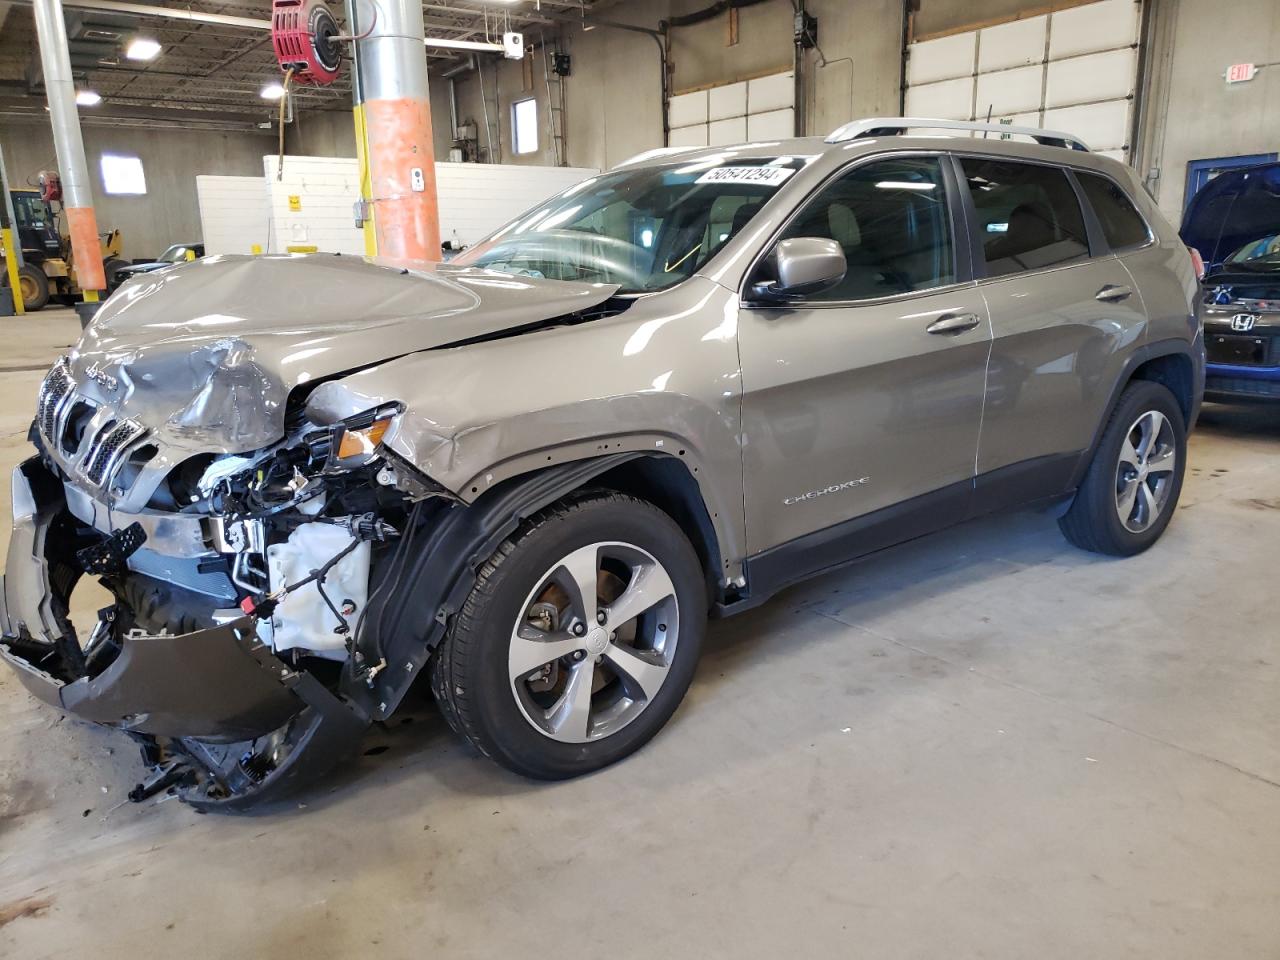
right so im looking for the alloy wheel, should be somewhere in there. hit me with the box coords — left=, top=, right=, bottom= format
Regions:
left=508, top=541, right=680, bottom=744
left=1115, top=409, right=1177, bottom=533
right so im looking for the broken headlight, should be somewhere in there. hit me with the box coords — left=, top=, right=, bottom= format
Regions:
left=324, top=403, right=404, bottom=472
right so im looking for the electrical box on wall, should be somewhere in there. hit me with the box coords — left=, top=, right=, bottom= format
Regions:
left=502, top=32, right=524, bottom=60
left=552, top=53, right=571, bottom=77
left=794, top=12, right=817, bottom=49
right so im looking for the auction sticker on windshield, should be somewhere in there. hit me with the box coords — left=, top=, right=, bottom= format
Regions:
left=696, top=166, right=796, bottom=186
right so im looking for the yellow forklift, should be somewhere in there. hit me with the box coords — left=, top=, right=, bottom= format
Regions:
left=1, top=188, right=126, bottom=312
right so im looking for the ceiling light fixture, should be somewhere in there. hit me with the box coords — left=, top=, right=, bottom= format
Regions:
left=126, top=37, right=162, bottom=61
left=75, top=90, right=102, bottom=106
left=259, top=82, right=286, bottom=100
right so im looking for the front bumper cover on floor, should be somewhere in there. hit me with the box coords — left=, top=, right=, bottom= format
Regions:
left=0, top=457, right=369, bottom=810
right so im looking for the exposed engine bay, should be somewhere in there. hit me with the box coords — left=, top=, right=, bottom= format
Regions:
left=1, top=360, right=446, bottom=809
left=0, top=254, right=642, bottom=810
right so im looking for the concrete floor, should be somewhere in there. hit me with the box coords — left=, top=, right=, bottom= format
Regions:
left=1, top=308, right=1277, bottom=959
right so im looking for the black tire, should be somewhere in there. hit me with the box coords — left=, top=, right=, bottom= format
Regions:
left=1059, top=380, right=1187, bottom=556
left=102, top=257, right=130, bottom=291
left=430, top=492, right=706, bottom=780
left=13, top=263, right=50, bottom=311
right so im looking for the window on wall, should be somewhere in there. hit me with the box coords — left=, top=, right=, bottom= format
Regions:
left=511, top=98, right=538, bottom=155
left=100, top=154, right=147, bottom=195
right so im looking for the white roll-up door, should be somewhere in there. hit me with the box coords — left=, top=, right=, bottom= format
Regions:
left=904, top=0, right=1142, bottom=162
left=668, top=71, right=795, bottom=148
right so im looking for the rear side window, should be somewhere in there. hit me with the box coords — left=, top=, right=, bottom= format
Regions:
left=960, top=158, right=1090, bottom=277
left=1077, top=172, right=1151, bottom=250
left=776, top=156, right=955, bottom=301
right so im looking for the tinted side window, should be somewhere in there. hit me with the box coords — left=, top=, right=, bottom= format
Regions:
left=1077, top=172, right=1150, bottom=249
left=777, top=157, right=955, bottom=301
left=960, top=158, right=1090, bottom=277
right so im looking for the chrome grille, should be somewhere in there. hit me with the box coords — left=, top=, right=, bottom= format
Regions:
left=83, top=419, right=146, bottom=487
left=37, top=359, right=74, bottom=442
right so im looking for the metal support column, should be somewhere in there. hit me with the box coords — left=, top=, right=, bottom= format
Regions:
left=31, top=0, right=106, bottom=299
left=0, top=143, right=25, bottom=314
left=347, top=0, right=440, bottom=266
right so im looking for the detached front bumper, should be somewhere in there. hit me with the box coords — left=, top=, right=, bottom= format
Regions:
left=0, top=457, right=367, bottom=809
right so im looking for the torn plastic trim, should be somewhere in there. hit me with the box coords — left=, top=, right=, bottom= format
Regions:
left=351, top=451, right=644, bottom=720
left=0, top=615, right=302, bottom=739
left=2, top=460, right=82, bottom=650
left=0, top=456, right=371, bottom=808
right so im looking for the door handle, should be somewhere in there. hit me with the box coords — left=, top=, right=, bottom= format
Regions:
left=1095, top=284, right=1133, bottom=302
left=925, top=312, right=982, bottom=335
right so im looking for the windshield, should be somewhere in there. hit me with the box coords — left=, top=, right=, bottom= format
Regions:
left=12, top=194, right=51, bottom=230
left=453, top=157, right=808, bottom=293
left=1224, top=233, right=1280, bottom=272
left=159, top=245, right=193, bottom=263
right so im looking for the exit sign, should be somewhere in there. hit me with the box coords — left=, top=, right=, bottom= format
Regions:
left=1226, top=63, right=1257, bottom=84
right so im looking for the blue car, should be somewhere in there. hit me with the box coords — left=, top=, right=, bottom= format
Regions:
left=1182, top=162, right=1280, bottom=402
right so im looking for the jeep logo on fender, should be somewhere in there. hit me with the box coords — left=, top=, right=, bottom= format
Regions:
left=784, top=477, right=871, bottom=505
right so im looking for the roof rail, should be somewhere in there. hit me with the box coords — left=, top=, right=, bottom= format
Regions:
left=825, top=117, right=1091, bottom=152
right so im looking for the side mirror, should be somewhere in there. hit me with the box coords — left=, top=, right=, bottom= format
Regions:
left=750, top=237, right=847, bottom=303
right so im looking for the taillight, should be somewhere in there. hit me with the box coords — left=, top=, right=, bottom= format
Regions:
left=1188, top=246, right=1206, bottom=282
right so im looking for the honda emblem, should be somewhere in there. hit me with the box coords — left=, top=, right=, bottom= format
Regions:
left=1231, top=314, right=1258, bottom=332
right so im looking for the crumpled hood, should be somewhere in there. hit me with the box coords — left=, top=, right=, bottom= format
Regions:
left=67, top=254, right=618, bottom=453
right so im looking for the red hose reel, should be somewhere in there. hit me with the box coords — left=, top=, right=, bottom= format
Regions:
left=272, top=0, right=343, bottom=86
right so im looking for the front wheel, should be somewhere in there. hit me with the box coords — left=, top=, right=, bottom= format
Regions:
left=1059, top=380, right=1187, bottom=556
left=102, top=256, right=130, bottom=291
left=9, top=263, right=50, bottom=311
left=430, top=493, right=706, bottom=780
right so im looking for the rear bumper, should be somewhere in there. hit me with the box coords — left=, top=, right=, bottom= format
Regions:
left=0, top=457, right=367, bottom=809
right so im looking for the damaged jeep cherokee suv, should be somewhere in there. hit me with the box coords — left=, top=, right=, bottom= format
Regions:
left=0, top=119, right=1203, bottom=809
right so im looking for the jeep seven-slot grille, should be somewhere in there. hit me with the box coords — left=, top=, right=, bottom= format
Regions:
left=83, top=419, right=145, bottom=486
left=37, top=360, right=73, bottom=441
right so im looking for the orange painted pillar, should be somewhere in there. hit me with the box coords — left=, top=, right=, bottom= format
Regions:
left=350, top=0, right=441, bottom=267
left=66, top=206, right=106, bottom=292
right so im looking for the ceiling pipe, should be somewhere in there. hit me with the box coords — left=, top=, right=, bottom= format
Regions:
left=12, top=0, right=270, bottom=29
left=10, top=0, right=511, bottom=53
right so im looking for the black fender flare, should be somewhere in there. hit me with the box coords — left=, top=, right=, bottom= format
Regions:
left=1070, top=336, right=1204, bottom=489
left=347, top=452, right=645, bottom=719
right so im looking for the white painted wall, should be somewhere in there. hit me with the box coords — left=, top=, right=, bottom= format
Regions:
left=904, top=0, right=1142, bottom=162
left=195, top=176, right=272, bottom=256
left=669, top=71, right=796, bottom=147
left=197, top=157, right=600, bottom=256
left=433, top=162, right=599, bottom=248
left=263, top=155, right=364, bottom=254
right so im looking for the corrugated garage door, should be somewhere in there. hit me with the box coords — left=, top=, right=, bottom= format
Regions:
left=668, top=71, right=795, bottom=148
left=903, top=0, right=1141, bottom=162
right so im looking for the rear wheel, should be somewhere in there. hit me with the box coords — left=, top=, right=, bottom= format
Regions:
left=430, top=492, right=706, bottom=780
left=1059, top=380, right=1186, bottom=556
